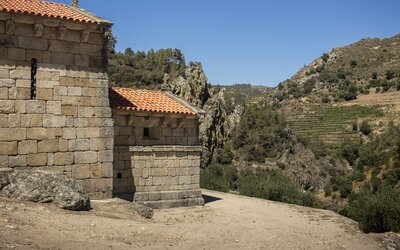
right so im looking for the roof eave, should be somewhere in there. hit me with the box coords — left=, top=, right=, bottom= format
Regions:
left=72, top=7, right=113, bottom=26
left=164, top=92, right=206, bottom=118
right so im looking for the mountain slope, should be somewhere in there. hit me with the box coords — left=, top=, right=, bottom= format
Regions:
left=273, top=34, right=400, bottom=103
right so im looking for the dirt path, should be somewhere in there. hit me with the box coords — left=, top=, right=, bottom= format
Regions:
left=0, top=189, right=386, bottom=249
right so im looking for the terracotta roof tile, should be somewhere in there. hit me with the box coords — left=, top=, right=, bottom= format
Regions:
left=0, top=0, right=108, bottom=24
left=109, top=87, right=197, bottom=116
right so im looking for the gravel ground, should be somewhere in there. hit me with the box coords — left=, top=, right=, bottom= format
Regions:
left=0, top=189, right=392, bottom=250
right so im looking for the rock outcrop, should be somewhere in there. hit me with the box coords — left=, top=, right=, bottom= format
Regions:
left=163, top=63, right=243, bottom=166
left=200, top=89, right=243, bottom=166
left=163, top=62, right=210, bottom=108
left=0, top=170, right=90, bottom=211
left=276, top=143, right=346, bottom=191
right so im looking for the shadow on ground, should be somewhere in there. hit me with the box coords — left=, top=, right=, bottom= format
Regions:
left=203, top=194, right=222, bottom=205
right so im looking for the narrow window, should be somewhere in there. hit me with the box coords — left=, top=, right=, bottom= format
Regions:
left=30, top=58, right=37, bottom=100
left=117, top=173, right=122, bottom=179
left=143, top=127, right=150, bottom=137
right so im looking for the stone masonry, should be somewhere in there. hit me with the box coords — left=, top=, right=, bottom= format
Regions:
left=112, top=97, right=205, bottom=208
left=0, top=11, right=114, bottom=199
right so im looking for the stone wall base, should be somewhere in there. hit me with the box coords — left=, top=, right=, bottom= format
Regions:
left=134, top=190, right=204, bottom=209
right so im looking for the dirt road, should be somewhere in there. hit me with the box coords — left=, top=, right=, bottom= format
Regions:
left=0, top=189, right=386, bottom=249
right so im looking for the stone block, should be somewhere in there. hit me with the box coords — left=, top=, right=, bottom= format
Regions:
left=18, top=36, right=47, bottom=51
left=80, top=43, right=102, bottom=56
left=0, top=128, right=26, bottom=141
left=26, top=49, right=43, bottom=62
left=0, top=155, right=8, bottom=168
left=0, top=141, right=17, bottom=155
left=8, top=48, right=25, bottom=61
left=59, top=139, right=68, bottom=152
left=0, top=100, right=14, bottom=113
left=12, top=13, right=35, bottom=24
left=27, top=128, right=47, bottom=140
left=89, top=138, right=107, bottom=150
left=38, top=140, right=59, bottom=153
left=67, top=86, right=82, bottom=96
left=27, top=153, right=47, bottom=166
left=46, top=128, right=63, bottom=139
left=0, top=79, right=14, bottom=87
left=0, top=68, right=9, bottom=79
left=78, top=107, right=94, bottom=118
left=37, top=88, right=53, bottom=100
left=43, top=114, right=66, bottom=127
left=72, top=164, right=91, bottom=179
left=0, top=48, right=6, bottom=59
left=10, top=69, right=30, bottom=80
left=68, top=139, right=90, bottom=151
left=74, top=54, right=89, bottom=67
left=179, top=176, right=192, bottom=185
left=62, top=128, right=76, bottom=139
left=54, top=152, right=74, bottom=165
left=26, top=100, right=46, bottom=114
left=74, top=151, right=98, bottom=164
left=0, top=115, right=8, bottom=127
left=37, top=80, right=58, bottom=88
left=18, top=140, right=37, bottom=154
left=61, top=105, right=77, bottom=116
left=16, top=87, right=30, bottom=99
left=20, top=114, right=42, bottom=127
left=37, top=71, right=60, bottom=81
left=51, top=52, right=73, bottom=65
left=0, top=34, right=17, bottom=47
left=9, top=155, right=27, bottom=167
left=191, top=175, right=200, bottom=184
left=98, top=150, right=113, bottom=163
left=0, top=87, right=7, bottom=99
left=46, top=101, right=61, bottom=115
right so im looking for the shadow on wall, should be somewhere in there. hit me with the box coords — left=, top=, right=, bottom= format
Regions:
left=113, top=146, right=135, bottom=201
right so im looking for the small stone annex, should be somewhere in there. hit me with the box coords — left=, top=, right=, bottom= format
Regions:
left=0, top=0, right=204, bottom=208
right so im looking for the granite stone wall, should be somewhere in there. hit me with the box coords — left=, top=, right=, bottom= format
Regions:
left=113, top=110, right=204, bottom=207
left=0, top=12, right=114, bottom=199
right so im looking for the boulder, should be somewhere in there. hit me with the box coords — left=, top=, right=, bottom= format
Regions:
left=128, top=202, right=154, bottom=219
left=0, top=170, right=90, bottom=211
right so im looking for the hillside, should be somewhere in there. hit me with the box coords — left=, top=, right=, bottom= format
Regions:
left=272, top=34, right=400, bottom=103
left=106, top=36, right=400, bottom=234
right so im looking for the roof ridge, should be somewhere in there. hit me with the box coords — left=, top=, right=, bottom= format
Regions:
left=0, top=0, right=112, bottom=25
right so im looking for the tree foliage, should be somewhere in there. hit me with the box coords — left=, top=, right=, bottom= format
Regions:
left=108, top=48, right=186, bottom=89
left=232, top=104, right=293, bottom=162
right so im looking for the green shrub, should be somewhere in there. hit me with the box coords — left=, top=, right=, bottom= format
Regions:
left=345, top=186, right=400, bottom=233
left=331, top=175, right=353, bottom=198
left=360, top=121, right=372, bottom=136
left=386, top=70, right=395, bottom=80
left=350, top=60, right=358, bottom=67
left=200, top=164, right=238, bottom=192
left=321, top=53, right=329, bottom=62
left=324, top=185, right=333, bottom=197
left=238, top=168, right=321, bottom=208
left=339, top=141, right=360, bottom=166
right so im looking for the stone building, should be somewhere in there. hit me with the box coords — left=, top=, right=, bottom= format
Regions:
left=0, top=0, right=204, bottom=208
left=0, top=0, right=114, bottom=199
left=110, top=88, right=205, bottom=208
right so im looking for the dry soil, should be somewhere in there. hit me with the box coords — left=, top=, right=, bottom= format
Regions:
left=0, top=189, right=393, bottom=249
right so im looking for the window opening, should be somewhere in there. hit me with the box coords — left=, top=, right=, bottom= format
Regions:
left=30, top=58, right=37, bottom=100
left=143, top=127, right=150, bottom=137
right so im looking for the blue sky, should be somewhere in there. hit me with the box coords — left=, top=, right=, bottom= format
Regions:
left=62, top=0, right=399, bottom=86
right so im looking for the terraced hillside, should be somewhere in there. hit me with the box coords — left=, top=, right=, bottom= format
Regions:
left=284, top=104, right=385, bottom=144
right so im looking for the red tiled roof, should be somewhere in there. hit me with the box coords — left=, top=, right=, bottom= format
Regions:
left=109, top=88, right=197, bottom=116
left=0, top=0, right=107, bottom=24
